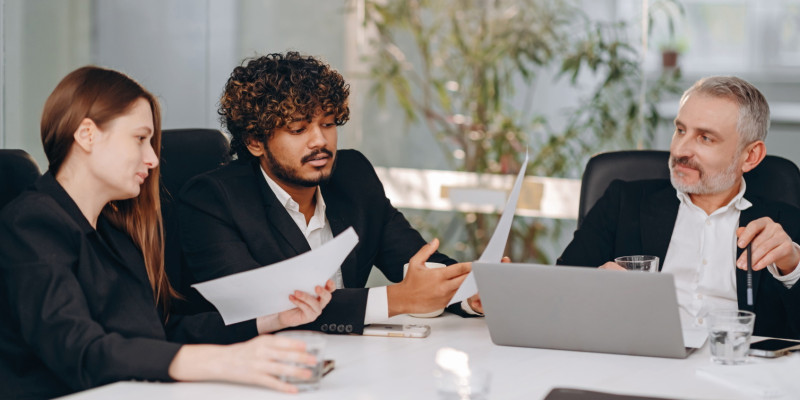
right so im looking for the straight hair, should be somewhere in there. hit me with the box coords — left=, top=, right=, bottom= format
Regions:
left=40, top=66, right=177, bottom=312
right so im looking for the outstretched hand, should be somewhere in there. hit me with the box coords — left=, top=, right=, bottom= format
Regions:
left=387, top=238, right=471, bottom=317
left=168, top=334, right=317, bottom=393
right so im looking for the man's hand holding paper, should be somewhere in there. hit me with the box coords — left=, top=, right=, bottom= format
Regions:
left=255, top=279, right=336, bottom=333
left=192, top=228, right=358, bottom=326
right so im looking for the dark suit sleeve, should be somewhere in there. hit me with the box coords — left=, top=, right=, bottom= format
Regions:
left=755, top=203, right=800, bottom=339
left=343, top=152, right=478, bottom=319
left=350, top=152, right=458, bottom=283
left=0, top=198, right=181, bottom=391
left=178, top=175, right=262, bottom=281
left=179, top=173, right=370, bottom=334
left=165, top=312, right=257, bottom=345
left=557, top=180, right=625, bottom=267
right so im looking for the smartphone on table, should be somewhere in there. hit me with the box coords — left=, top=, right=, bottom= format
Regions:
left=362, top=323, right=431, bottom=338
left=748, top=338, right=800, bottom=358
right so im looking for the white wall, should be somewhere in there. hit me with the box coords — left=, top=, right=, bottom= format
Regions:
left=2, top=0, right=91, bottom=170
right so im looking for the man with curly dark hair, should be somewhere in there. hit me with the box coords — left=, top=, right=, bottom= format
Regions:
left=177, top=52, right=479, bottom=334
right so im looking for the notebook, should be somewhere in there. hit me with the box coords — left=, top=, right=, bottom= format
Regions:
left=473, top=262, right=704, bottom=359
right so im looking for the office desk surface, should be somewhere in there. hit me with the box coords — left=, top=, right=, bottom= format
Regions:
left=61, top=314, right=752, bottom=400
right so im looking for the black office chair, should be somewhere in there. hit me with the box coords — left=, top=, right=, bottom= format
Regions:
left=160, top=128, right=231, bottom=313
left=0, top=149, right=42, bottom=211
left=577, top=150, right=800, bottom=227
left=160, top=128, right=232, bottom=202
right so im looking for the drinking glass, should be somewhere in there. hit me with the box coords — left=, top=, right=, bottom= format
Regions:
left=614, top=255, right=659, bottom=272
left=707, top=310, right=756, bottom=365
left=275, top=331, right=327, bottom=391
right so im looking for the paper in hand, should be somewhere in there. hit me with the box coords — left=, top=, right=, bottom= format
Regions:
left=449, top=152, right=529, bottom=305
left=193, top=227, right=358, bottom=325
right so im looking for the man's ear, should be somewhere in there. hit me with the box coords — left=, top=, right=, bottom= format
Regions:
left=741, top=140, right=766, bottom=174
left=73, top=118, right=98, bottom=153
left=245, top=137, right=266, bottom=157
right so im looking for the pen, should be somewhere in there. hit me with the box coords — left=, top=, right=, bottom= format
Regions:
left=746, top=242, right=754, bottom=306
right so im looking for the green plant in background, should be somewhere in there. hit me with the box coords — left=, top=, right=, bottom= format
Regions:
left=362, top=0, right=682, bottom=262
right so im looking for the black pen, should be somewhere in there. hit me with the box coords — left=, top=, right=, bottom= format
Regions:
left=746, top=242, right=754, bottom=306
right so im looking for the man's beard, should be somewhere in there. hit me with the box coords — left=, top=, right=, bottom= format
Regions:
left=265, top=147, right=335, bottom=187
left=668, top=154, right=741, bottom=195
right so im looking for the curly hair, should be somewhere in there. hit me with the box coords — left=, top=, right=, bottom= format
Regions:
left=219, top=52, right=350, bottom=160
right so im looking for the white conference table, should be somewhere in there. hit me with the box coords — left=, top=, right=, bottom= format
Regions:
left=61, top=314, right=756, bottom=400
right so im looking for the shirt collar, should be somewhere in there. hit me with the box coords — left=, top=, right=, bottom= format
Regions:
left=259, top=166, right=327, bottom=221
left=675, top=177, right=752, bottom=213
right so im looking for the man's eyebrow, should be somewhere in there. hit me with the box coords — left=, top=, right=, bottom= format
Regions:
left=673, top=119, right=720, bottom=135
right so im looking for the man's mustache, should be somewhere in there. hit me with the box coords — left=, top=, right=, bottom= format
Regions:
left=301, top=148, right=334, bottom=164
left=670, top=156, right=704, bottom=176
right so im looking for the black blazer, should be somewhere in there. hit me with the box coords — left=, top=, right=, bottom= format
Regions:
left=0, top=173, right=256, bottom=400
left=178, top=150, right=459, bottom=334
left=558, top=179, right=800, bottom=339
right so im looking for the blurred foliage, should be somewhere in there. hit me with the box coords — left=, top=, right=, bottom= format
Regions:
left=361, top=0, right=682, bottom=262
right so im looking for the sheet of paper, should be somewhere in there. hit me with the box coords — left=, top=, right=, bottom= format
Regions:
left=192, top=227, right=358, bottom=325
left=449, top=152, right=529, bottom=305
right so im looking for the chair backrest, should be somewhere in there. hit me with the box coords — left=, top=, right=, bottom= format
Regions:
left=577, top=150, right=800, bottom=227
left=160, top=128, right=232, bottom=202
left=160, top=129, right=231, bottom=313
left=0, top=149, right=42, bottom=211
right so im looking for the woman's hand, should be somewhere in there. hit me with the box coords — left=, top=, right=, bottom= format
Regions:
left=168, top=335, right=317, bottom=393
left=256, top=280, right=336, bottom=333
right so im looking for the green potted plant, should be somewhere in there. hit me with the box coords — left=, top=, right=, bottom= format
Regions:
left=659, top=36, right=688, bottom=69
left=360, top=0, right=683, bottom=262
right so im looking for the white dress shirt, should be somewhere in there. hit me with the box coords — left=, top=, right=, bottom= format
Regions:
left=261, top=167, right=389, bottom=324
left=662, top=178, right=800, bottom=330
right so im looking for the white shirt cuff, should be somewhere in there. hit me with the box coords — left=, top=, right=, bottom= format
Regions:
left=363, top=286, right=389, bottom=325
left=460, top=298, right=483, bottom=316
left=765, top=242, right=800, bottom=289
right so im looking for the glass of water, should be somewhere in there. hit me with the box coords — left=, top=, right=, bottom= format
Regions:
left=614, top=255, right=659, bottom=272
left=275, top=331, right=327, bottom=391
left=707, top=310, right=756, bottom=365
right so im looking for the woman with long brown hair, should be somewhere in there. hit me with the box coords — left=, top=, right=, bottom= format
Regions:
left=0, top=66, right=334, bottom=399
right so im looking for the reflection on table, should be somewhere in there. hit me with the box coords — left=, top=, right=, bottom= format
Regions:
left=60, top=314, right=761, bottom=400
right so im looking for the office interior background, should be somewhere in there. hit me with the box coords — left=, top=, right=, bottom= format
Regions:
left=2, top=0, right=800, bottom=267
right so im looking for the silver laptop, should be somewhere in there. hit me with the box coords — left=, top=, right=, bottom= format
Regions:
left=473, top=262, right=698, bottom=359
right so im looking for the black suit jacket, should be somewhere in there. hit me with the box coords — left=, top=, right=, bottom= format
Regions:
left=0, top=173, right=256, bottom=400
left=178, top=150, right=459, bottom=334
left=558, top=179, right=800, bottom=339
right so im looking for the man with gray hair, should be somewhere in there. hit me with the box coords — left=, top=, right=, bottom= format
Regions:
left=558, top=76, right=800, bottom=339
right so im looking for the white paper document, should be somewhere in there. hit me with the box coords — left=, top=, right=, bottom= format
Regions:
left=449, top=152, right=530, bottom=305
left=192, top=227, right=358, bottom=325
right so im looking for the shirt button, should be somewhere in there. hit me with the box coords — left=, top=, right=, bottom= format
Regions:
left=698, top=317, right=704, bottom=324
left=696, top=294, right=703, bottom=299
left=702, top=259, right=708, bottom=265
left=705, top=219, right=712, bottom=226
